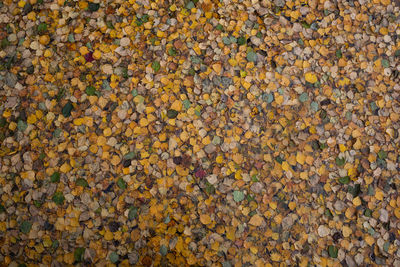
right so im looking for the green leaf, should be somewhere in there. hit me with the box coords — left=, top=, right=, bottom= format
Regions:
left=247, top=194, right=255, bottom=202
left=251, top=175, right=259, bottom=182
left=141, top=14, right=149, bottom=23
left=338, top=176, right=350, bottom=184
left=301, top=21, right=311, bottom=28
left=348, top=184, right=361, bottom=197
left=109, top=251, right=119, bottom=263
left=167, top=109, right=178, bottom=119
left=33, top=200, right=42, bottom=208
left=248, top=210, right=257, bottom=217
left=335, top=157, right=345, bottom=166
left=237, top=36, right=246, bottom=46
left=50, top=172, right=60, bottom=183
left=52, top=240, right=59, bottom=249
left=128, top=206, right=138, bottom=220
left=88, top=2, right=100, bottom=12
left=335, top=49, right=342, bottom=59
left=52, top=192, right=64, bottom=205
left=233, top=191, right=244, bottom=202
left=117, top=178, right=127, bottom=190
left=37, top=22, right=48, bottom=34
left=152, top=61, right=161, bottom=72
left=246, top=51, right=257, bottom=62
left=168, top=47, right=177, bottom=56
left=183, top=99, right=191, bottom=109
left=0, top=117, right=7, bottom=127
left=17, top=120, right=27, bottom=132
left=275, top=156, right=284, bottom=164
left=106, top=21, right=114, bottom=29
left=325, top=208, right=333, bottom=218
left=215, top=24, right=224, bottom=31
left=85, top=86, right=97, bottom=96
left=160, top=245, right=168, bottom=256
left=364, top=208, right=372, bottom=217
left=378, top=150, right=387, bottom=160
left=74, top=247, right=85, bottom=262
left=20, top=220, right=32, bottom=234
left=123, top=151, right=136, bottom=160
left=0, top=204, right=5, bottom=213
left=62, top=102, right=73, bottom=117
left=328, top=245, right=338, bottom=258
left=76, top=178, right=88, bottom=187
left=205, top=182, right=215, bottom=195
left=56, top=87, right=65, bottom=102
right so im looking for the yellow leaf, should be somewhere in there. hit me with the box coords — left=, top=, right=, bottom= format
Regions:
left=296, top=152, right=305, bottom=165
left=171, top=100, right=182, bottom=111
left=111, top=155, right=120, bottom=166
left=353, top=139, right=362, bottom=150
left=352, top=197, right=361, bottom=206
left=175, top=237, right=184, bottom=252
left=211, top=241, right=220, bottom=251
left=60, top=163, right=71, bottom=173
left=248, top=214, right=264, bottom=226
left=212, top=63, right=222, bottom=74
left=226, top=227, right=236, bottom=241
left=365, top=235, right=375, bottom=246
left=394, top=208, right=400, bottom=219
left=64, top=252, right=75, bottom=264
left=103, top=127, right=112, bottom=137
left=305, top=72, right=317, bottom=83
left=200, top=214, right=211, bottom=225
left=104, top=231, right=113, bottom=241
left=271, top=253, right=281, bottom=262
left=232, top=154, right=243, bottom=164
left=27, top=114, right=37, bottom=124
left=342, top=226, right=352, bottom=237
left=281, top=161, right=289, bottom=171
left=139, top=118, right=149, bottom=127
left=339, top=144, right=347, bottom=152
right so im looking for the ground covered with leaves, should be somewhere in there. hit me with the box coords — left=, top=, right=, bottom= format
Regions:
left=1, top=0, right=400, bottom=266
